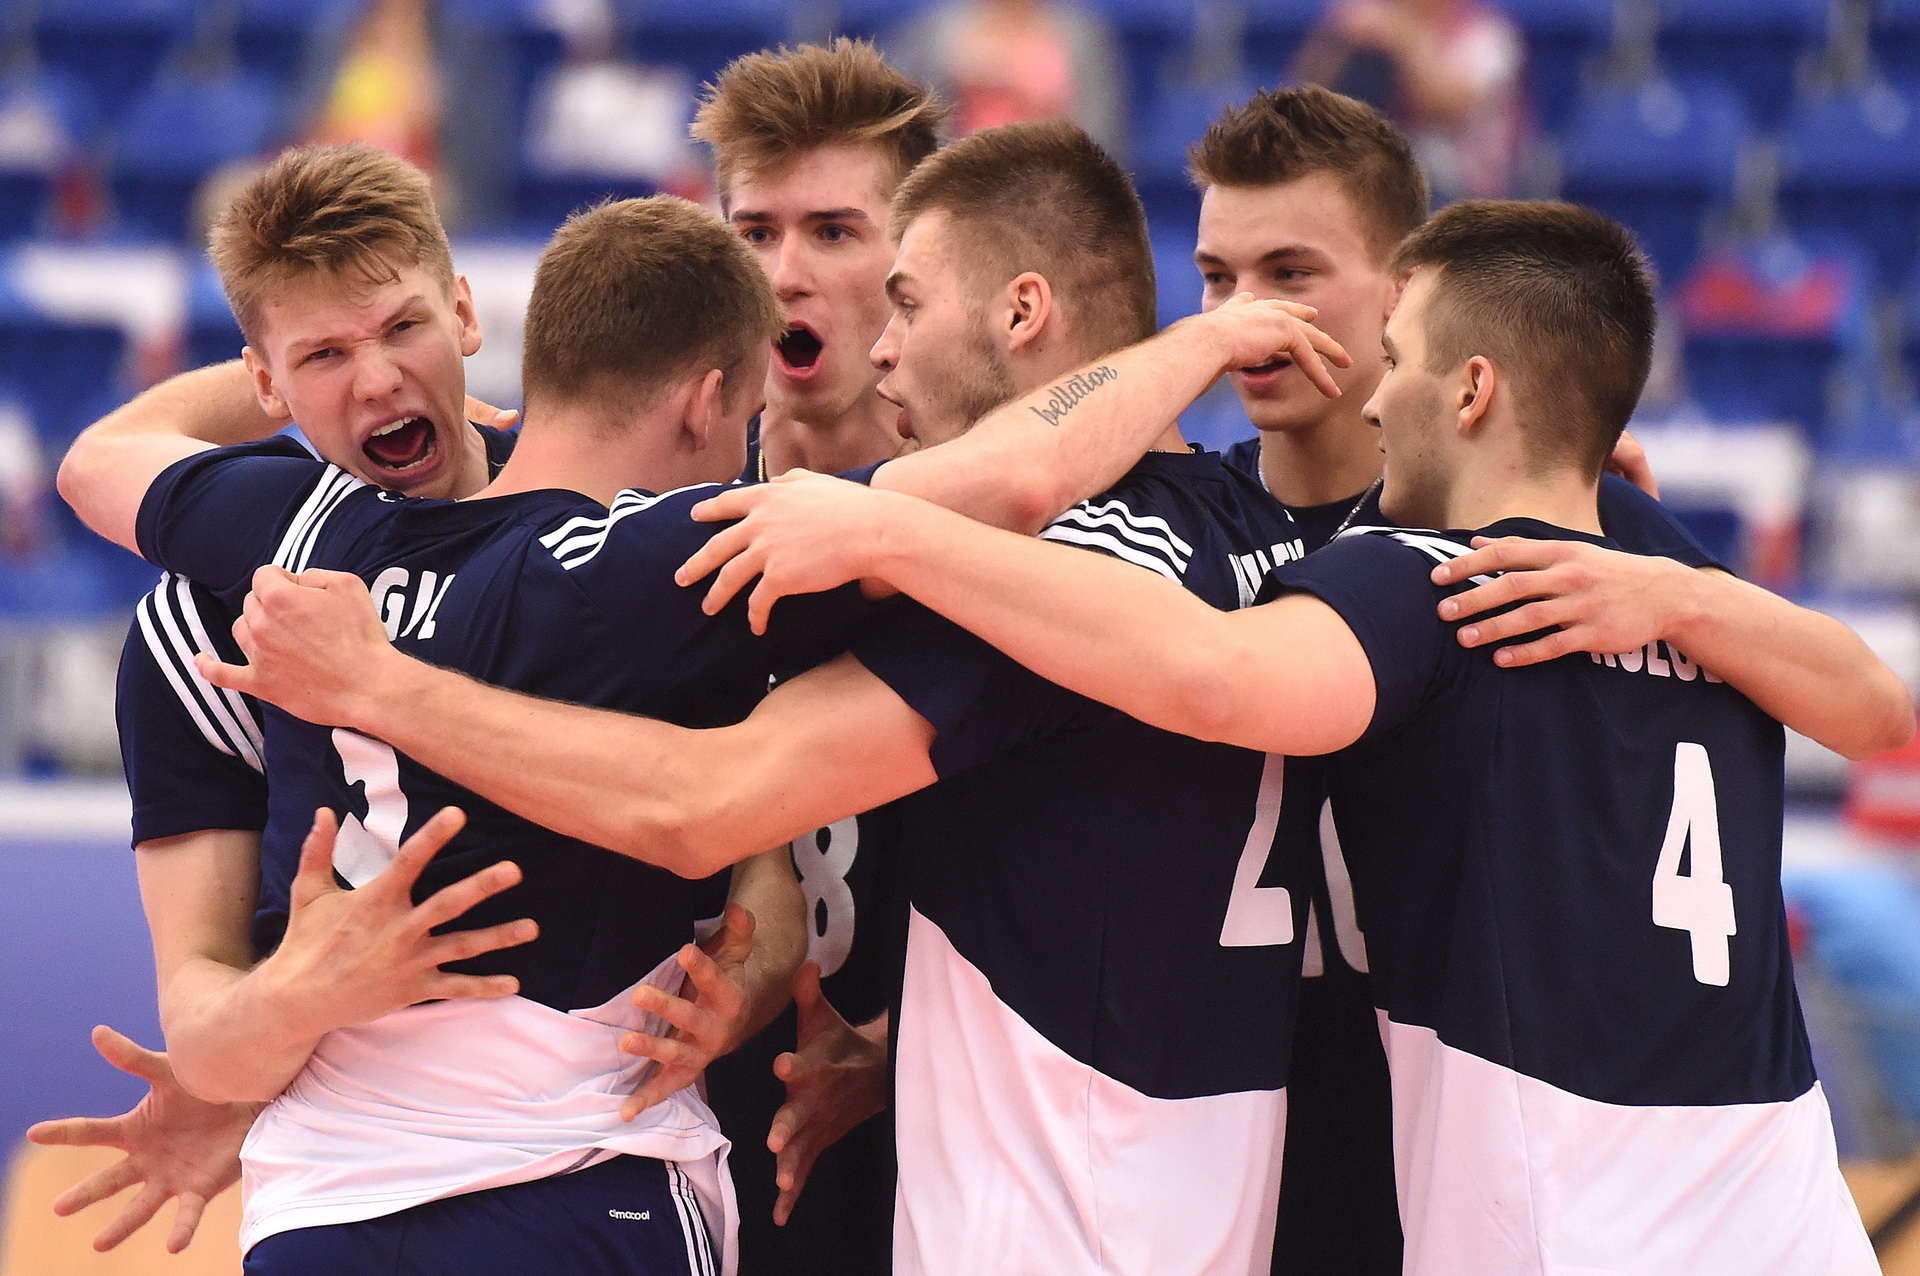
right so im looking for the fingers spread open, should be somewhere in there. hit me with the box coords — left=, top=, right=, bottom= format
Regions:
left=91, top=1184, right=165, bottom=1252
left=411, top=859, right=523, bottom=933
left=27, top=1116, right=123, bottom=1150
left=89, top=1024, right=164, bottom=1082
left=702, top=548, right=763, bottom=618
left=623, top=1063, right=698, bottom=1121
left=292, top=808, right=341, bottom=895
left=166, top=1193, right=209, bottom=1254
left=423, top=918, right=538, bottom=967
left=52, top=1158, right=139, bottom=1215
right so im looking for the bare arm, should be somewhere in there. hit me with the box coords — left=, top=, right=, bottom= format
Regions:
left=1434, top=539, right=1916, bottom=759
left=57, top=361, right=284, bottom=552
left=200, top=568, right=940, bottom=877
left=684, top=474, right=1375, bottom=754
left=867, top=295, right=1349, bottom=534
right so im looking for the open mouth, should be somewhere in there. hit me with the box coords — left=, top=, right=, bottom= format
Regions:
left=1240, top=355, right=1294, bottom=377
left=775, top=323, right=824, bottom=374
left=363, top=416, right=436, bottom=473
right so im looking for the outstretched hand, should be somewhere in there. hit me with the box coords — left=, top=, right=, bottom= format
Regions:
left=261, top=806, right=536, bottom=1044
left=678, top=472, right=918, bottom=630
left=197, top=565, right=398, bottom=729
left=621, top=903, right=759, bottom=1121
left=24, top=1027, right=255, bottom=1253
left=1432, top=535, right=1694, bottom=667
left=767, top=964, right=889, bottom=1226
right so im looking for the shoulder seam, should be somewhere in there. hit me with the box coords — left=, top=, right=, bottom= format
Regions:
left=135, top=575, right=265, bottom=772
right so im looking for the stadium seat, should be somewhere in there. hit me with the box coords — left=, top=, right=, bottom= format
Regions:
left=184, top=262, right=243, bottom=373
left=1902, top=276, right=1920, bottom=398
left=233, top=0, right=359, bottom=86
left=1243, top=0, right=1330, bottom=91
left=32, top=0, right=198, bottom=132
left=619, top=0, right=790, bottom=90
left=1560, top=79, right=1747, bottom=283
left=510, top=174, right=659, bottom=236
left=1079, top=0, right=1195, bottom=136
left=1874, top=0, right=1920, bottom=83
left=1777, top=85, right=1920, bottom=295
left=1502, top=0, right=1614, bottom=134
left=1677, top=239, right=1867, bottom=442
left=1133, top=79, right=1250, bottom=239
left=0, top=288, right=127, bottom=455
left=832, top=0, right=942, bottom=37
left=110, top=74, right=283, bottom=243
left=1655, top=0, right=1829, bottom=131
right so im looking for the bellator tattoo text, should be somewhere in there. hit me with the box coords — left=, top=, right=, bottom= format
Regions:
left=1029, top=365, right=1120, bottom=426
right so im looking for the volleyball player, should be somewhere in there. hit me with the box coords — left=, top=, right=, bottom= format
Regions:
left=689, top=42, right=942, bottom=1269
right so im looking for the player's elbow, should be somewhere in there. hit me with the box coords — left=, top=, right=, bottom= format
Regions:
left=1835, top=676, right=1918, bottom=760
left=608, top=794, right=728, bottom=879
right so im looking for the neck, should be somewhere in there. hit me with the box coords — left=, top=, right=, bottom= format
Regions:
left=477, top=401, right=706, bottom=507
left=1444, top=465, right=1603, bottom=534
left=759, top=389, right=902, bottom=477
left=1255, top=403, right=1385, bottom=508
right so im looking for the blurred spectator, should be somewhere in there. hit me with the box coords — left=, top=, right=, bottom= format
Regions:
left=0, top=399, right=47, bottom=560
left=1294, top=0, right=1526, bottom=199
left=890, top=0, right=1125, bottom=156
left=308, top=0, right=444, bottom=179
left=525, top=0, right=704, bottom=193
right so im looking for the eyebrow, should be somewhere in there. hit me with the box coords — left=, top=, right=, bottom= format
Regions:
left=731, top=207, right=874, bottom=226
left=884, top=270, right=915, bottom=303
left=1380, top=331, right=1400, bottom=359
left=1193, top=245, right=1327, bottom=268
left=289, top=295, right=427, bottom=358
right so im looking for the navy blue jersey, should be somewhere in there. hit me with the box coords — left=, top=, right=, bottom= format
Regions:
left=135, top=441, right=873, bottom=1014
left=853, top=448, right=1311, bottom=1275
left=1221, top=435, right=1729, bottom=1276
left=116, top=425, right=518, bottom=851
left=1268, top=519, right=1866, bottom=1273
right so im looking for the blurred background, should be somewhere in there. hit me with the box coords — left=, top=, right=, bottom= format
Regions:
left=4, top=0, right=1920, bottom=1269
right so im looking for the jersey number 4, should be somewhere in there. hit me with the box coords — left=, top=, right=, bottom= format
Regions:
left=1652, top=742, right=1737, bottom=987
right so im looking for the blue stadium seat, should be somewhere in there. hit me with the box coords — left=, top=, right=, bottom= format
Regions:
left=833, top=0, right=942, bottom=36
left=1874, top=0, right=1920, bottom=82
left=33, top=0, right=198, bottom=132
left=441, top=0, right=569, bottom=229
left=0, top=260, right=131, bottom=451
left=510, top=174, right=658, bottom=236
left=234, top=0, right=358, bottom=85
left=1656, top=0, right=1828, bottom=131
left=0, top=70, right=95, bottom=242
left=1677, top=238, right=1868, bottom=442
left=184, top=262, right=243, bottom=372
left=1079, top=0, right=1195, bottom=134
left=1902, top=276, right=1920, bottom=398
left=1777, top=86, right=1920, bottom=295
left=1503, top=0, right=1613, bottom=134
left=619, top=0, right=789, bottom=90
left=1133, top=80, right=1251, bottom=241
left=1152, top=226, right=1203, bottom=331
left=1561, top=80, right=1747, bottom=283
left=1243, top=0, right=1330, bottom=90
left=110, top=74, right=282, bottom=242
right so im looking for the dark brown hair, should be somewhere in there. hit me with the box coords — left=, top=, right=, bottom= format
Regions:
left=1390, top=199, right=1658, bottom=478
left=692, top=39, right=947, bottom=199
left=890, top=118, right=1157, bottom=354
left=208, top=143, right=455, bottom=347
left=1188, top=85, right=1428, bottom=263
left=521, top=196, right=783, bottom=412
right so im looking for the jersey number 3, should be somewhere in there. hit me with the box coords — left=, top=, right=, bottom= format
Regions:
left=1653, top=742, right=1737, bottom=987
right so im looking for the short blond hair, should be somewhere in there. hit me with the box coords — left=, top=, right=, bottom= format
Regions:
left=691, top=39, right=946, bottom=200
left=208, top=143, right=454, bottom=346
left=521, top=196, right=783, bottom=411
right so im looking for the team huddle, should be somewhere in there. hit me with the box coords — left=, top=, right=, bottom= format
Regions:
left=30, top=37, right=1918, bottom=1276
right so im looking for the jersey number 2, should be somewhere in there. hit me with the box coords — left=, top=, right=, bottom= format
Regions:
left=1219, top=753, right=1294, bottom=947
left=1652, top=742, right=1737, bottom=987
